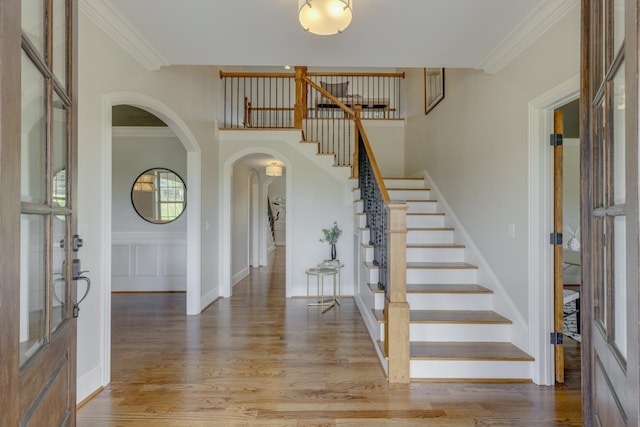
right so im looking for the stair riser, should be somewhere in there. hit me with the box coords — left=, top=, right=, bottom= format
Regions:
left=406, top=247, right=465, bottom=263
left=410, top=360, right=533, bottom=380
left=406, top=268, right=477, bottom=284
left=359, top=229, right=370, bottom=245
left=363, top=246, right=373, bottom=263
left=384, top=179, right=425, bottom=189
left=407, top=293, right=492, bottom=310
left=407, top=215, right=445, bottom=228
left=360, top=214, right=445, bottom=228
left=366, top=268, right=379, bottom=285
left=407, top=230, right=453, bottom=244
left=388, top=189, right=431, bottom=200
left=407, top=201, right=438, bottom=213
left=409, top=323, right=510, bottom=342
left=378, top=322, right=510, bottom=343
left=373, top=292, right=492, bottom=311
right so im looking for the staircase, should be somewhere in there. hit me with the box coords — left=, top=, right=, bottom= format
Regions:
left=354, top=177, right=534, bottom=381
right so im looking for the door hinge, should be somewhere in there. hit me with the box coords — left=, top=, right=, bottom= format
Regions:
left=550, top=133, right=563, bottom=146
left=550, top=332, right=564, bottom=345
left=550, top=232, right=563, bottom=245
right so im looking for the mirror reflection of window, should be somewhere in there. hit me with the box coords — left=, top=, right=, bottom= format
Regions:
left=131, top=168, right=186, bottom=224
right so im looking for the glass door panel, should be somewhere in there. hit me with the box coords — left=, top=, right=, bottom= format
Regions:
left=51, top=216, right=67, bottom=332
left=613, top=64, right=626, bottom=205
left=52, top=93, right=68, bottom=208
left=52, top=0, right=68, bottom=88
left=19, top=214, right=47, bottom=367
left=21, top=0, right=45, bottom=57
left=21, top=52, right=46, bottom=204
left=613, top=0, right=625, bottom=57
left=613, top=215, right=627, bottom=358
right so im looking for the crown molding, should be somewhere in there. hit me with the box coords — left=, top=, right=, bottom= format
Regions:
left=79, top=0, right=169, bottom=71
left=477, top=0, right=578, bottom=74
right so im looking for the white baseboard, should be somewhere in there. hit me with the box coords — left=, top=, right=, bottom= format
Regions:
left=232, top=267, right=250, bottom=286
left=201, top=288, right=219, bottom=311
left=76, top=364, right=104, bottom=404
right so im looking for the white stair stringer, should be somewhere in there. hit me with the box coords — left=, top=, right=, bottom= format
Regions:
left=353, top=177, right=534, bottom=382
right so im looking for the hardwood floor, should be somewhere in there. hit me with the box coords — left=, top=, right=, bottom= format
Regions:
left=77, top=248, right=582, bottom=426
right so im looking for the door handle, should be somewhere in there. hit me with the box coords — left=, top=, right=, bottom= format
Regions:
left=72, top=275, right=91, bottom=318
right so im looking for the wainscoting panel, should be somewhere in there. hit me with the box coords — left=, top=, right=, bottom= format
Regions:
left=112, top=232, right=186, bottom=292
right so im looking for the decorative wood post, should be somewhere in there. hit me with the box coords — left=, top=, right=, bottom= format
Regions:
left=294, top=66, right=308, bottom=129
left=385, top=201, right=410, bottom=383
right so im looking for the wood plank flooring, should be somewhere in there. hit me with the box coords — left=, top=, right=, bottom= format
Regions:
left=77, top=247, right=582, bottom=426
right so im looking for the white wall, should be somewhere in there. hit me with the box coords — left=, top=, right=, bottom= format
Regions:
left=362, top=120, right=405, bottom=177
left=231, top=162, right=251, bottom=285
left=111, top=128, right=187, bottom=291
left=77, top=12, right=219, bottom=402
left=403, top=6, right=580, bottom=320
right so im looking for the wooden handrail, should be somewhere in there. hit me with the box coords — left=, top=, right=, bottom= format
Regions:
left=355, top=119, right=390, bottom=204
left=220, top=71, right=295, bottom=78
left=307, top=71, right=405, bottom=78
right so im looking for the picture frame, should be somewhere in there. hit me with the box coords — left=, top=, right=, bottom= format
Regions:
left=424, top=68, right=445, bottom=114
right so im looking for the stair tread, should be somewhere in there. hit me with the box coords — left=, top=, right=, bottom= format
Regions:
left=373, top=309, right=512, bottom=324
left=410, top=342, right=533, bottom=361
left=406, top=262, right=478, bottom=269
left=406, top=284, right=492, bottom=294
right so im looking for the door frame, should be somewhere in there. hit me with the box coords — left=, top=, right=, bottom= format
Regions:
left=220, top=148, right=292, bottom=298
left=100, top=92, right=202, bottom=387
left=528, top=74, right=579, bottom=385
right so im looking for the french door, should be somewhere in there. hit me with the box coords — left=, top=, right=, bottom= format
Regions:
left=0, top=0, right=79, bottom=425
left=581, top=0, right=639, bottom=425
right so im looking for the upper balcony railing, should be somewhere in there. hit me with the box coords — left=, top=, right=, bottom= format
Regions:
left=220, top=68, right=404, bottom=130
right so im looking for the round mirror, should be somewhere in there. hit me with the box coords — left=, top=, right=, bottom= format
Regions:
left=131, top=168, right=186, bottom=224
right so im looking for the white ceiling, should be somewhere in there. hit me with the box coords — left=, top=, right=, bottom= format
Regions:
left=84, top=0, right=576, bottom=72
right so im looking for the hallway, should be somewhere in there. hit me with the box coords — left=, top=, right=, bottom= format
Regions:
left=77, top=247, right=582, bottom=426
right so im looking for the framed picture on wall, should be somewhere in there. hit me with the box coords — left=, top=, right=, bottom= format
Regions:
left=424, top=68, right=445, bottom=114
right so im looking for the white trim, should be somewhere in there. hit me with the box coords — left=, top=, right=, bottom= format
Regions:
left=527, top=74, right=579, bottom=385
left=79, top=0, right=168, bottom=71
left=477, top=0, right=579, bottom=74
left=112, top=126, right=175, bottom=138
left=232, top=267, right=250, bottom=287
left=111, top=231, right=186, bottom=244
left=100, top=92, right=203, bottom=391
left=220, top=148, right=293, bottom=298
left=76, top=364, right=104, bottom=405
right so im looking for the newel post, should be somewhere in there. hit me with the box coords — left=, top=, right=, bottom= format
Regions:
left=385, top=201, right=410, bottom=383
left=294, top=66, right=308, bottom=129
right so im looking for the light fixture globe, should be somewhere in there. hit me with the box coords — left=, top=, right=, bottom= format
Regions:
left=266, top=162, right=283, bottom=177
left=298, top=0, right=352, bottom=35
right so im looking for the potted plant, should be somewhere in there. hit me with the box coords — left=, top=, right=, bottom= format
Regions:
left=320, top=221, right=342, bottom=261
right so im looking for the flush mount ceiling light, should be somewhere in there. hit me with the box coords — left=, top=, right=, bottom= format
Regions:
left=266, top=162, right=283, bottom=177
left=298, top=0, right=353, bottom=35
